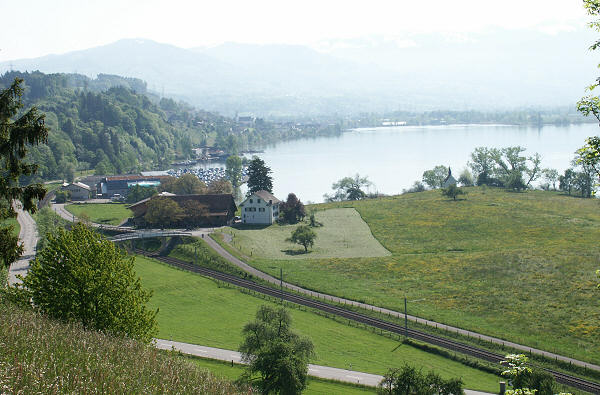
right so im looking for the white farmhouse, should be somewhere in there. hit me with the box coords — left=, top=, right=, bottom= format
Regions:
left=239, top=190, right=281, bottom=225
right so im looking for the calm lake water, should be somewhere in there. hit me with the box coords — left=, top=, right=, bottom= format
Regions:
left=250, top=123, right=599, bottom=203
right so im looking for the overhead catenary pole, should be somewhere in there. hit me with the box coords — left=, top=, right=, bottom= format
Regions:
left=404, top=296, right=408, bottom=338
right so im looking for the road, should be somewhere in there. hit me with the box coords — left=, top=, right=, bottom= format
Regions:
left=154, top=339, right=494, bottom=394
left=53, top=204, right=600, bottom=372
left=8, top=206, right=38, bottom=285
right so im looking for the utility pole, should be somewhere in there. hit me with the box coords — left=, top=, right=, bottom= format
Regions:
left=404, top=297, right=408, bottom=338
left=279, top=268, right=283, bottom=302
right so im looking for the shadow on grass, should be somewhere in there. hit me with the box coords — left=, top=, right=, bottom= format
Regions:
left=232, top=224, right=271, bottom=230
left=281, top=249, right=312, bottom=256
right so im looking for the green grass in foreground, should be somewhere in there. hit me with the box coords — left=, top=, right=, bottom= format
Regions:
left=65, top=202, right=132, bottom=225
left=222, top=208, right=390, bottom=259
left=189, top=356, right=375, bottom=394
left=236, top=188, right=600, bottom=365
left=0, top=299, right=246, bottom=394
left=134, top=255, right=501, bottom=392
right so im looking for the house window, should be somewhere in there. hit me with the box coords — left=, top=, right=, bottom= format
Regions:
left=257, top=199, right=261, bottom=203
left=250, top=199, right=253, bottom=203
left=269, top=200, right=272, bottom=204
left=259, top=208, right=265, bottom=212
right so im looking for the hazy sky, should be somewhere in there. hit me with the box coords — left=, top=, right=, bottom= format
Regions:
left=1, top=0, right=591, bottom=62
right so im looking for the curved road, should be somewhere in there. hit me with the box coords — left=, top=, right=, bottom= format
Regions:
left=51, top=203, right=600, bottom=372
left=8, top=207, right=38, bottom=285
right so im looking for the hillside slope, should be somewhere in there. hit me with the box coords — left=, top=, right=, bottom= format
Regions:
left=0, top=299, right=246, bottom=393
left=240, top=188, right=600, bottom=364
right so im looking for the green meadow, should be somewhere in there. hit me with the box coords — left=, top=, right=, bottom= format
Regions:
left=220, top=208, right=390, bottom=259
left=134, top=255, right=501, bottom=391
left=65, top=202, right=132, bottom=225
left=188, top=357, right=376, bottom=394
left=222, top=188, right=600, bottom=364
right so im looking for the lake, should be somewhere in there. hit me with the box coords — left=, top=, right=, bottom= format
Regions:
left=250, top=123, right=599, bottom=203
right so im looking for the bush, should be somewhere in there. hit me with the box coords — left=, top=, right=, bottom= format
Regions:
left=54, top=190, right=70, bottom=203
left=378, top=364, right=464, bottom=394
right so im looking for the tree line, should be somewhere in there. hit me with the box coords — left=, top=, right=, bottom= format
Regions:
left=413, top=146, right=596, bottom=198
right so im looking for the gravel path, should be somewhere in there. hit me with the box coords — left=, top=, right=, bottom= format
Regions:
left=154, top=339, right=495, bottom=394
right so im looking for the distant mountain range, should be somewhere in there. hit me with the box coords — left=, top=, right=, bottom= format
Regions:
left=2, top=28, right=598, bottom=116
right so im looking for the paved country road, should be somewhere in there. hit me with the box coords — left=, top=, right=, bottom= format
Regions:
left=154, top=339, right=494, bottom=395
left=8, top=207, right=38, bottom=285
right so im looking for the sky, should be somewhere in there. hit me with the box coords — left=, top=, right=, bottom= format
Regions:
left=0, top=0, right=592, bottom=62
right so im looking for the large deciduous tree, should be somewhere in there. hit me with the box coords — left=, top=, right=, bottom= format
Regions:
left=144, top=196, right=184, bottom=228
left=1, top=78, right=48, bottom=269
left=279, top=193, right=306, bottom=224
left=324, top=174, right=371, bottom=201
left=247, top=156, right=273, bottom=194
left=18, top=223, right=158, bottom=343
left=422, top=165, right=448, bottom=189
left=287, top=225, right=316, bottom=252
left=207, top=178, right=233, bottom=194
left=239, top=305, right=314, bottom=394
left=225, top=155, right=243, bottom=189
left=467, top=146, right=541, bottom=189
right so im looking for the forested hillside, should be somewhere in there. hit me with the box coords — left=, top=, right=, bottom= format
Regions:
left=0, top=71, right=225, bottom=181
left=1, top=71, right=343, bottom=182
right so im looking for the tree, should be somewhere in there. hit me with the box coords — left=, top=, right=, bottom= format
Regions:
left=422, top=165, right=448, bottom=189
left=18, top=223, right=158, bottom=343
left=247, top=156, right=273, bottom=194
left=207, top=178, right=233, bottom=194
left=441, top=184, right=466, bottom=200
left=378, top=365, right=463, bottom=395
left=279, top=193, right=306, bottom=224
left=126, top=184, right=157, bottom=204
left=144, top=196, right=184, bottom=228
left=468, top=147, right=496, bottom=185
left=458, top=168, right=474, bottom=187
left=1, top=78, right=48, bottom=269
left=226, top=155, right=243, bottom=189
left=324, top=174, right=371, bottom=201
left=179, top=199, right=208, bottom=228
left=542, top=168, right=559, bottom=190
left=175, top=173, right=207, bottom=195
left=500, top=354, right=556, bottom=394
left=559, top=168, right=575, bottom=195
left=287, top=225, right=316, bottom=252
left=239, top=305, right=314, bottom=394
left=402, top=181, right=425, bottom=194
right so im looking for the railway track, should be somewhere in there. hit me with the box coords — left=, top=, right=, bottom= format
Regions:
left=136, top=250, right=600, bottom=393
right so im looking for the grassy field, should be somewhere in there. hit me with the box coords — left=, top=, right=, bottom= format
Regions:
left=220, top=208, right=390, bottom=259
left=189, top=357, right=376, bottom=394
left=0, top=299, right=246, bottom=394
left=222, top=188, right=600, bottom=365
left=65, top=202, right=132, bottom=225
left=134, top=255, right=501, bottom=391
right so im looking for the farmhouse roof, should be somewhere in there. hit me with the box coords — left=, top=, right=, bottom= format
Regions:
left=251, top=190, right=281, bottom=204
left=129, top=194, right=236, bottom=217
left=64, top=182, right=90, bottom=191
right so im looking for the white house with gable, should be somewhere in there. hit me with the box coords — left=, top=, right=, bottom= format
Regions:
left=239, top=190, right=281, bottom=225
